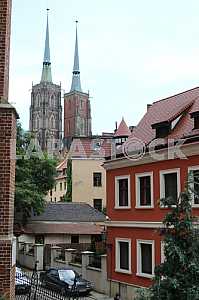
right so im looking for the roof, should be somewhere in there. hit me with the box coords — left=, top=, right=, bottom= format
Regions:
left=29, top=202, right=106, bottom=222
left=114, top=118, right=131, bottom=137
left=56, top=159, right=67, bottom=172
left=69, top=137, right=112, bottom=159
left=24, top=223, right=103, bottom=235
left=129, top=86, right=199, bottom=145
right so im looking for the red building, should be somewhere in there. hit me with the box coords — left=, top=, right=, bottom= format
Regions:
left=104, top=87, right=199, bottom=299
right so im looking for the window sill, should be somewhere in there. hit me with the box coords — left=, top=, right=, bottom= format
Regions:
left=115, top=268, right=132, bottom=275
left=135, top=206, right=154, bottom=209
left=114, top=206, right=131, bottom=210
left=136, top=272, right=154, bottom=279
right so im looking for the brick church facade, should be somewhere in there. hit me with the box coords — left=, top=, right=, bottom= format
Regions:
left=64, top=23, right=92, bottom=149
left=0, top=0, right=17, bottom=298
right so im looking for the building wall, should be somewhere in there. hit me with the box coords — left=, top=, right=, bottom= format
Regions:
left=29, top=82, right=62, bottom=155
left=0, top=0, right=16, bottom=298
left=64, top=91, right=92, bottom=148
left=72, top=159, right=106, bottom=208
left=19, top=234, right=91, bottom=245
left=0, top=0, right=11, bottom=101
left=107, top=154, right=199, bottom=222
left=46, top=176, right=67, bottom=202
left=106, top=153, right=199, bottom=287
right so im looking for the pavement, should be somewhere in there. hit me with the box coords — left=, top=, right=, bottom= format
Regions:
left=90, top=291, right=113, bottom=299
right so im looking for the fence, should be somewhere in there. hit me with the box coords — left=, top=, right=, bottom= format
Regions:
left=51, top=249, right=109, bottom=295
left=15, top=267, right=98, bottom=300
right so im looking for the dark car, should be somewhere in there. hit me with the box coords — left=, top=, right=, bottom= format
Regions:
left=40, top=268, right=94, bottom=295
left=15, top=267, right=31, bottom=295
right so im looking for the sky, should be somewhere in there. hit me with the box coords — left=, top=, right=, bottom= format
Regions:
left=10, top=0, right=199, bottom=134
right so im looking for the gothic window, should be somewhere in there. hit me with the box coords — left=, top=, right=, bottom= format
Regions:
left=50, top=115, right=55, bottom=129
left=51, top=95, right=55, bottom=107
left=36, top=116, right=40, bottom=129
left=36, top=94, right=40, bottom=107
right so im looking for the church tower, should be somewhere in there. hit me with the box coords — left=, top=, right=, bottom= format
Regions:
left=29, top=10, right=62, bottom=155
left=64, top=22, right=92, bottom=149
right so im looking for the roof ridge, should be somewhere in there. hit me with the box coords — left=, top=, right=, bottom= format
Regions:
left=153, top=86, right=199, bottom=104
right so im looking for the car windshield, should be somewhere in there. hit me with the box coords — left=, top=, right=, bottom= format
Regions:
left=58, top=270, right=78, bottom=283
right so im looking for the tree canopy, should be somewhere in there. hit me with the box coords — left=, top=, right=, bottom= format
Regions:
left=15, top=122, right=57, bottom=226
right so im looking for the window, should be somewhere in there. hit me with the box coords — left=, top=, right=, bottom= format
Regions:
left=50, top=190, right=52, bottom=196
left=54, top=197, right=56, bottom=202
left=71, top=235, right=79, bottom=244
left=136, top=172, right=153, bottom=208
left=93, top=199, right=102, bottom=211
left=188, top=166, right=199, bottom=206
left=64, top=182, right=67, bottom=190
left=160, top=169, right=180, bottom=206
left=115, top=176, right=130, bottom=208
left=60, top=182, right=62, bottom=191
left=50, top=198, right=52, bottom=202
left=35, top=235, right=44, bottom=244
left=137, top=240, right=154, bottom=278
left=194, top=116, right=199, bottom=129
left=93, top=172, right=102, bottom=187
left=54, top=185, right=57, bottom=192
left=115, top=238, right=131, bottom=274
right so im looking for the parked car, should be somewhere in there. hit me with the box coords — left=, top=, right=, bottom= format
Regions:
left=15, top=267, right=31, bottom=295
left=40, top=268, right=94, bottom=295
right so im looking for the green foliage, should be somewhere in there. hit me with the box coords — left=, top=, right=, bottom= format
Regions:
left=63, top=158, right=72, bottom=202
left=149, top=181, right=199, bottom=299
left=15, top=122, right=57, bottom=224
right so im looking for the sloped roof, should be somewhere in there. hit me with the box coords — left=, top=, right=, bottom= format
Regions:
left=56, top=159, right=67, bottom=172
left=114, top=118, right=131, bottom=137
left=29, top=202, right=106, bottom=223
left=69, top=137, right=112, bottom=159
left=24, top=223, right=103, bottom=235
left=129, top=86, right=199, bottom=145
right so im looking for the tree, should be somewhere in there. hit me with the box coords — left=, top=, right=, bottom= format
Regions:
left=149, top=180, right=199, bottom=299
left=63, top=158, right=72, bottom=202
left=15, top=122, right=57, bottom=225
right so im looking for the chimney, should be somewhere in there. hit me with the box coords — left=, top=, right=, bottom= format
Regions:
left=147, top=104, right=152, bottom=111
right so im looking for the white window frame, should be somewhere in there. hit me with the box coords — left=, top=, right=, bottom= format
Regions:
left=135, top=172, right=154, bottom=208
left=115, top=238, right=131, bottom=274
left=136, top=239, right=155, bottom=278
left=188, top=166, right=199, bottom=207
left=115, top=175, right=131, bottom=209
left=159, top=168, right=181, bottom=207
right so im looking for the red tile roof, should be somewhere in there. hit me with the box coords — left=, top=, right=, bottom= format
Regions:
left=129, top=87, right=199, bottom=145
left=69, top=137, right=112, bottom=159
left=114, top=118, right=131, bottom=137
left=25, top=223, right=104, bottom=235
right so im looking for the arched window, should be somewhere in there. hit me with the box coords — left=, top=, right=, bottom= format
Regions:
left=35, top=116, right=40, bottom=129
left=50, top=115, right=55, bottom=129
left=51, top=95, right=55, bottom=107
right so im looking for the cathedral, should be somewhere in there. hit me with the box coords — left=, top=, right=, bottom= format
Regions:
left=29, top=13, right=92, bottom=154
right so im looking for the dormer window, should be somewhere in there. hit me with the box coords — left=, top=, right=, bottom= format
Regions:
left=152, top=122, right=171, bottom=138
left=190, top=111, right=199, bottom=130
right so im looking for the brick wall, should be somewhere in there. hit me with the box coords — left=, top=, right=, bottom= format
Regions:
left=0, top=106, right=16, bottom=299
left=0, top=0, right=16, bottom=298
left=0, top=0, right=12, bottom=101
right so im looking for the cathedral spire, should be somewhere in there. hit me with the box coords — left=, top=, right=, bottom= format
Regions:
left=41, top=9, right=52, bottom=83
left=70, top=21, right=82, bottom=92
